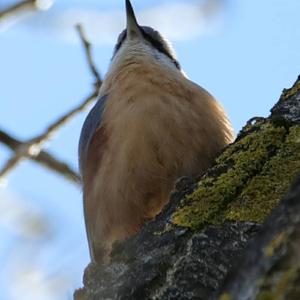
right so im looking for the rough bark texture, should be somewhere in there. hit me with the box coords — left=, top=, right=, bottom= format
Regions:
left=75, top=76, right=300, bottom=300
left=219, top=175, right=300, bottom=300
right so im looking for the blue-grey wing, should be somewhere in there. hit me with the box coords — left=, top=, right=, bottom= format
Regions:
left=78, top=94, right=108, bottom=175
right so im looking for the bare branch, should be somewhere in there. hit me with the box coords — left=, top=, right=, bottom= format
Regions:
left=33, top=91, right=98, bottom=144
left=76, top=24, right=102, bottom=88
left=0, top=130, right=20, bottom=149
left=0, top=129, right=80, bottom=184
left=0, top=0, right=53, bottom=23
left=0, top=23, right=102, bottom=184
left=0, top=91, right=97, bottom=181
left=0, top=151, right=25, bottom=180
left=0, top=0, right=37, bottom=20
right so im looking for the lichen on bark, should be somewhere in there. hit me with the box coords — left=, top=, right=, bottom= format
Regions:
left=172, top=122, right=300, bottom=228
left=75, top=76, right=300, bottom=300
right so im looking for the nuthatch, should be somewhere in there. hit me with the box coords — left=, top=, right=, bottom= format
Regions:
left=79, top=0, right=234, bottom=263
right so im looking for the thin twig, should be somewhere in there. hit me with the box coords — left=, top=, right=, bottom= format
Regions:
left=0, top=91, right=98, bottom=180
left=0, top=129, right=80, bottom=184
left=76, top=24, right=102, bottom=88
left=0, top=0, right=52, bottom=23
left=0, top=23, right=102, bottom=183
left=33, top=91, right=98, bottom=144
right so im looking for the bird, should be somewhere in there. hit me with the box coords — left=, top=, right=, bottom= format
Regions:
left=78, top=0, right=234, bottom=264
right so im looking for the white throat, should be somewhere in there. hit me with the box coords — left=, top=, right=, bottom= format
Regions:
left=108, top=39, right=182, bottom=76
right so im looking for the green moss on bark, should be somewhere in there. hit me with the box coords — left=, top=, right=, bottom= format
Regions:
left=219, top=293, right=233, bottom=300
left=281, top=78, right=300, bottom=100
left=172, top=123, right=300, bottom=229
left=264, top=231, right=287, bottom=257
left=225, top=125, right=300, bottom=221
left=256, top=267, right=300, bottom=300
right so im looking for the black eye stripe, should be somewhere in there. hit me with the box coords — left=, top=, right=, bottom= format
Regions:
left=141, top=29, right=181, bottom=70
left=112, top=28, right=181, bottom=71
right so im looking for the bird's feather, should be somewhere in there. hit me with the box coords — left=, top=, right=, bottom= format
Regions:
left=78, top=94, right=108, bottom=174
left=78, top=94, right=109, bottom=261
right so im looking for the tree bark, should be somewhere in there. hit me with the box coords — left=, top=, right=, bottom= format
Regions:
left=75, top=75, right=300, bottom=300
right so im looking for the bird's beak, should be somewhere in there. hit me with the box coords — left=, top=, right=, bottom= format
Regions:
left=126, top=0, right=141, bottom=39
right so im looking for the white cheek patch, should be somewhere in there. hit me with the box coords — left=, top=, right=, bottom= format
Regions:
left=110, top=39, right=180, bottom=73
left=151, top=48, right=178, bottom=69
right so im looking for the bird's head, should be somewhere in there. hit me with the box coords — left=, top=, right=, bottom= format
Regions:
left=111, top=0, right=181, bottom=71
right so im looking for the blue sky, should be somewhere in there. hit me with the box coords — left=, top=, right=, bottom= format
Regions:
left=0, top=0, right=300, bottom=299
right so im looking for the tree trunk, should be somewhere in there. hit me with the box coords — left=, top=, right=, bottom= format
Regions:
left=75, top=75, right=300, bottom=300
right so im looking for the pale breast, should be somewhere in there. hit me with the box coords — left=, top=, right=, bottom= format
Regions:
left=100, top=63, right=232, bottom=186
